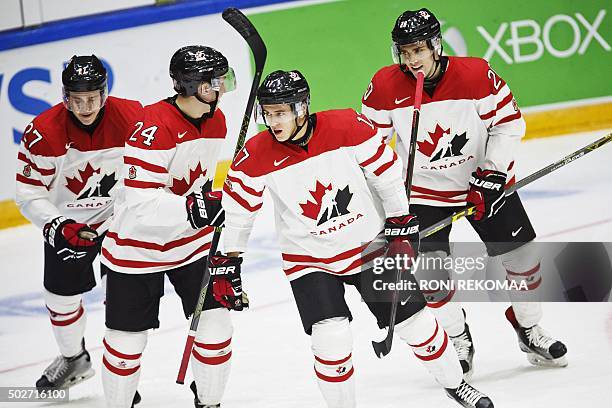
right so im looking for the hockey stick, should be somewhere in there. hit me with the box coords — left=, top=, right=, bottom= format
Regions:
left=420, top=131, right=612, bottom=239
left=372, top=71, right=425, bottom=358
left=176, top=7, right=266, bottom=385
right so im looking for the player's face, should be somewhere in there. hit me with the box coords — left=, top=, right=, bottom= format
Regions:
left=67, top=90, right=104, bottom=125
left=261, top=104, right=305, bottom=142
left=398, top=42, right=436, bottom=78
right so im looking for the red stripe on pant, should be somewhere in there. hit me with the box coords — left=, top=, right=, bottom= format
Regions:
left=102, top=356, right=140, bottom=376
left=193, top=338, right=232, bottom=351
left=315, top=353, right=352, bottom=366
left=315, top=366, right=355, bottom=383
left=103, top=339, right=142, bottom=360
left=192, top=349, right=232, bottom=365
left=505, top=263, right=540, bottom=277
left=426, top=288, right=456, bottom=309
left=48, top=305, right=84, bottom=326
left=413, top=332, right=449, bottom=361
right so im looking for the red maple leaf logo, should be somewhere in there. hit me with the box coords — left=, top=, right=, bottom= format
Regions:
left=170, top=163, right=207, bottom=196
left=66, top=163, right=100, bottom=195
left=417, top=124, right=449, bottom=157
left=299, top=181, right=332, bottom=221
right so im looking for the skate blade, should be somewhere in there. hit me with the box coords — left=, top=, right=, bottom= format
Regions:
left=526, top=353, right=568, bottom=368
left=63, top=368, right=95, bottom=388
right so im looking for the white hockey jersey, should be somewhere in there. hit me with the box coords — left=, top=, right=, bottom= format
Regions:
left=222, top=109, right=409, bottom=281
left=15, top=97, right=143, bottom=230
left=361, top=56, right=525, bottom=206
left=100, top=100, right=227, bottom=274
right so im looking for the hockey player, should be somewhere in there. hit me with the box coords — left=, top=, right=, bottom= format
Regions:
left=15, top=55, right=143, bottom=393
left=100, top=45, right=243, bottom=408
left=221, top=70, right=494, bottom=408
left=361, top=8, right=568, bottom=378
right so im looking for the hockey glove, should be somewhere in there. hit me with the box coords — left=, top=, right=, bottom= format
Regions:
left=43, top=216, right=98, bottom=262
left=186, top=190, right=225, bottom=229
left=384, top=214, right=420, bottom=263
left=466, top=167, right=507, bottom=222
left=210, top=255, right=249, bottom=311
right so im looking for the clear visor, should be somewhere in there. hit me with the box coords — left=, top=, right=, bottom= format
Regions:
left=62, top=87, right=107, bottom=114
left=391, top=39, right=439, bottom=64
left=255, top=100, right=308, bottom=126
left=199, top=67, right=237, bottom=95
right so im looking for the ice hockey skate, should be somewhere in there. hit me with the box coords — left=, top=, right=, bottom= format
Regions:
left=190, top=381, right=221, bottom=408
left=450, top=320, right=475, bottom=380
left=505, top=307, right=568, bottom=367
left=35, top=342, right=94, bottom=390
left=445, top=380, right=494, bottom=408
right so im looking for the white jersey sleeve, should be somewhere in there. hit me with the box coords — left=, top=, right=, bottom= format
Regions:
left=222, top=147, right=266, bottom=253
left=474, top=65, right=526, bottom=173
left=353, top=116, right=409, bottom=217
left=123, top=143, right=189, bottom=229
left=15, top=135, right=62, bottom=228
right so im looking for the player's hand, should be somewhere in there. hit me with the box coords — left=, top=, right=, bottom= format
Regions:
left=186, top=189, right=225, bottom=229
left=210, top=254, right=248, bottom=311
left=384, top=214, right=420, bottom=261
left=43, top=216, right=98, bottom=262
left=466, top=167, right=507, bottom=222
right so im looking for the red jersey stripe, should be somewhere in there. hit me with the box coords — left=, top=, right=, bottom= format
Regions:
left=412, top=186, right=468, bottom=197
left=494, top=111, right=522, bottom=127
left=16, top=174, right=46, bottom=188
left=224, top=183, right=263, bottom=212
left=373, top=151, right=397, bottom=176
left=284, top=246, right=384, bottom=276
left=359, top=142, right=386, bottom=168
left=479, top=92, right=514, bottom=120
left=124, top=156, right=168, bottom=173
left=17, top=153, right=56, bottom=176
left=226, top=174, right=264, bottom=197
left=124, top=179, right=165, bottom=189
left=101, top=242, right=211, bottom=268
left=282, top=243, right=370, bottom=264
left=105, top=227, right=213, bottom=252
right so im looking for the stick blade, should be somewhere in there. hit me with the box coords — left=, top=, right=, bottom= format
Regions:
left=372, top=337, right=392, bottom=358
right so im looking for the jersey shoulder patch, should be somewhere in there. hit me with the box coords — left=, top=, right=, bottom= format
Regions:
left=447, top=56, right=503, bottom=98
left=126, top=103, right=175, bottom=150
left=362, top=65, right=403, bottom=111
left=318, top=109, right=377, bottom=147
left=23, top=104, right=69, bottom=156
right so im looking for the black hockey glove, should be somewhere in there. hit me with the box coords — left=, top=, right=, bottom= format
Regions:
left=43, top=216, right=98, bottom=262
left=384, top=214, right=420, bottom=262
left=186, top=189, right=225, bottom=229
left=210, top=255, right=249, bottom=311
left=466, top=167, right=507, bottom=222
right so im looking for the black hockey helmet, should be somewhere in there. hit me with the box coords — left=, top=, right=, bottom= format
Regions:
left=257, top=69, right=310, bottom=106
left=62, top=55, right=107, bottom=92
left=62, top=55, right=108, bottom=111
left=170, top=45, right=231, bottom=97
left=391, top=8, right=442, bottom=62
left=256, top=70, right=311, bottom=142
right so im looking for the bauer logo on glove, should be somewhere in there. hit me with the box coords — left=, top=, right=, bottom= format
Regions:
left=209, top=254, right=248, bottom=311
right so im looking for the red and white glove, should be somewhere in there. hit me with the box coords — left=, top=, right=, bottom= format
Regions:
left=210, top=255, right=248, bottom=311
left=384, top=214, right=420, bottom=262
left=43, top=216, right=98, bottom=261
left=466, top=167, right=507, bottom=222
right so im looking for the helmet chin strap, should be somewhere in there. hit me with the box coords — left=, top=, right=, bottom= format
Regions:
left=195, top=90, right=219, bottom=119
left=287, top=113, right=310, bottom=145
